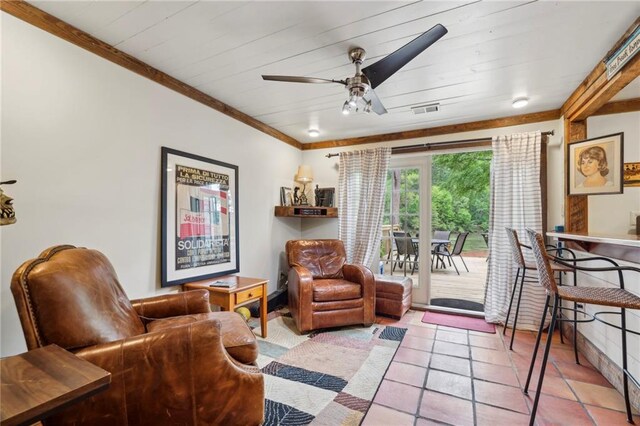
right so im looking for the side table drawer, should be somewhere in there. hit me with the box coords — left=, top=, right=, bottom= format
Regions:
left=235, top=286, right=263, bottom=304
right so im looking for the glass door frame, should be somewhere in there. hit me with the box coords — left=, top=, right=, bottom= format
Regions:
left=387, top=155, right=431, bottom=306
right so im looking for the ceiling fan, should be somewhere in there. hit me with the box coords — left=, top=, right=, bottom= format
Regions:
left=262, top=24, right=447, bottom=115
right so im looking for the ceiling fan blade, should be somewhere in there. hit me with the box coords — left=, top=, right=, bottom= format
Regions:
left=364, top=89, right=387, bottom=115
left=362, top=24, right=447, bottom=89
left=262, top=75, right=346, bottom=85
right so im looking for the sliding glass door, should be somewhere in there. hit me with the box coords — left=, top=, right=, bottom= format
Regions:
left=379, top=156, right=430, bottom=305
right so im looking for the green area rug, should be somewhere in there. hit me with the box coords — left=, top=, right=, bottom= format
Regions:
left=253, top=310, right=407, bottom=425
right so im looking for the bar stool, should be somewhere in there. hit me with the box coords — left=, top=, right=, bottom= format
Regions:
left=524, top=228, right=640, bottom=425
left=503, top=228, right=575, bottom=352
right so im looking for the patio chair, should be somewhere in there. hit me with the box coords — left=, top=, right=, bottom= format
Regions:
left=392, top=231, right=418, bottom=275
left=433, top=232, right=469, bottom=275
left=431, top=230, right=451, bottom=269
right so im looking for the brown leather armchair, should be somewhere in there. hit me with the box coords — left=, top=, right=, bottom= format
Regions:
left=11, top=245, right=264, bottom=426
left=286, top=239, right=375, bottom=333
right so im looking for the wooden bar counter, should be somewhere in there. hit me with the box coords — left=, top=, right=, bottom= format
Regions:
left=547, top=231, right=640, bottom=263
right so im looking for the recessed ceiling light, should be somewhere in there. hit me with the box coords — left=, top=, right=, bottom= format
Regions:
left=512, top=97, right=529, bottom=108
left=308, top=129, right=320, bottom=137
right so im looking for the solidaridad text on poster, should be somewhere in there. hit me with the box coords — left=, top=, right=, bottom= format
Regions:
left=174, top=164, right=231, bottom=269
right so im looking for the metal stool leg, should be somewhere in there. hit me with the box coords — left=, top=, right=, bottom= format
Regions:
left=509, top=269, right=527, bottom=350
left=524, top=294, right=551, bottom=394
left=557, top=270, right=565, bottom=345
left=621, top=308, right=633, bottom=424
left=504, top=268, right=521, bottom=336
left=572, top=271, right=579, bottom=365
left=528, top=294, right=560, bottom=426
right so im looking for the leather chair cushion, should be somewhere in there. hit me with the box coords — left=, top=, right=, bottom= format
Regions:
left=19, top=247, right=145, bottom=350
left=311, top=298, right=363, bottom=312
left=146, top=312, right=258, bottom=364
left=286, top=240, right=346, bottom=279
left=312, top=279, right=362, bottom=302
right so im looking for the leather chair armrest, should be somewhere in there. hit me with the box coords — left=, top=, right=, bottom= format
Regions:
left=130, top=289, right=211, bottom=318
left=343, top=263, right=376, bottom=324
left=343, top=264, right=374, bottom=287
left=66, top=319, right=264, bottom=426
left=288, top=265, right=314, bottom=332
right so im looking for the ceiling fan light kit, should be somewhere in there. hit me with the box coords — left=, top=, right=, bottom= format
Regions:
left=262, top=24, right=448, bottom=116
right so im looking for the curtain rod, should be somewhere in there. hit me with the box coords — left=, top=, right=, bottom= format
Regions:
left=324, top=130, right=555, bottom=158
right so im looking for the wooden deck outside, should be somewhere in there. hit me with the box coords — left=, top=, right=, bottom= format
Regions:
left=381, top=253, right=488, bottom=305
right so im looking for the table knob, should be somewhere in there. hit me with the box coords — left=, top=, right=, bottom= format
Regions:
left=248, top=293, right=253, bottom=298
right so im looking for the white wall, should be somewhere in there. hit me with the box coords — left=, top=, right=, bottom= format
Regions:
left=0, top=15, right=301, bottom=356
left=587, top=111, right=640, bottom=235
left=301, top=118, right=566, bottom=241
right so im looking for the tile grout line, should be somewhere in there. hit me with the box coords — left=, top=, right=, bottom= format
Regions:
left=412, top=325, right=437, bottom=426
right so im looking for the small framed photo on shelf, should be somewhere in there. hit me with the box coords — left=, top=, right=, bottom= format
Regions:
left=567, top=132, right=623, bottom=196
left=280, top=187, right=292, bottom=206
left=314, top=187, right=335, bottom=207
left=623, top=162, right=640, bottom=187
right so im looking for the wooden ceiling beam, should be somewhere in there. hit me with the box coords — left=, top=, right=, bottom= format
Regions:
left=561, top=16, right=640, bottom=120
left=568, top=54, right=640, bottom=121
left=302, top=109, right=561, bottom=150
left=0, top=0, right=303, bottom=149
left=592, top=97, right=640, bottom=116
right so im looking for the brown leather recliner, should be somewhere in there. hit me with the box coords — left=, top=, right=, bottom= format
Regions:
left=286, top=239, right=375, bottom=333
left=11, top=245, right=264, bottom=426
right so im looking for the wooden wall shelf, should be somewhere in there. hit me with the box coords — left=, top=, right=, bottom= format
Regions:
left=275, top=206, right=338, bottom=218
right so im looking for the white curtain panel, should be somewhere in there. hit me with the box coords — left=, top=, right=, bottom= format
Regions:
left=338, top=147, right=391, bottom=267
left=485, top=131, right=547, bottom=329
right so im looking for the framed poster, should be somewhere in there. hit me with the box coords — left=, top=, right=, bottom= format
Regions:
left=567, top=132, right=623, bottom=196
left=161, top=147, right=239, bottom=287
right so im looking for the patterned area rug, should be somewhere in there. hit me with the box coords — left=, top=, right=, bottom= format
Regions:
left=252, top=310, right=407, bottom=425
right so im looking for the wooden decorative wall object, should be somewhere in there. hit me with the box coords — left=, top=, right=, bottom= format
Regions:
left=564, top=119, right=588, bottom=233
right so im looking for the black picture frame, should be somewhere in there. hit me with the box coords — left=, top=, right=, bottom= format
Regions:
left=567, top=132, right=624, bottom=196
left=161, top=147, right=239, bottom=287
left=280, top=186, right=292, bottom=206
left=315, top=187, right=335, bottom=207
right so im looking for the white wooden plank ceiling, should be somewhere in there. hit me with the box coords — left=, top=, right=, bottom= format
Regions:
left=30, top=1, right=640, bottom=143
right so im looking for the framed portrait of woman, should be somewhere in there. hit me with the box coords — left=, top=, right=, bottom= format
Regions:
left=567, top=133, right=623, bottom=196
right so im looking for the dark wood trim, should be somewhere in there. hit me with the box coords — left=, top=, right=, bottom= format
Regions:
left=0, top=0, right=302, bottom=149
left=302, top=109, right=561, bottom=150
left=593, top=98, right=640, bottom=116
left=564, top=119, right=588, bottom=233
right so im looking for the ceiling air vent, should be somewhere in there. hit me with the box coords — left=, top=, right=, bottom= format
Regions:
left=411, top=103, right=440, bottom=115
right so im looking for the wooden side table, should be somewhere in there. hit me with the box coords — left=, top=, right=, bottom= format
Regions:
left=1, top=344, right=110, bottom=426
left=183, top=276, right=269, bottom=338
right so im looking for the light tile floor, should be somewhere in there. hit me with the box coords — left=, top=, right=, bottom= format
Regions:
left=362, top=311, right=640, bottom=425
